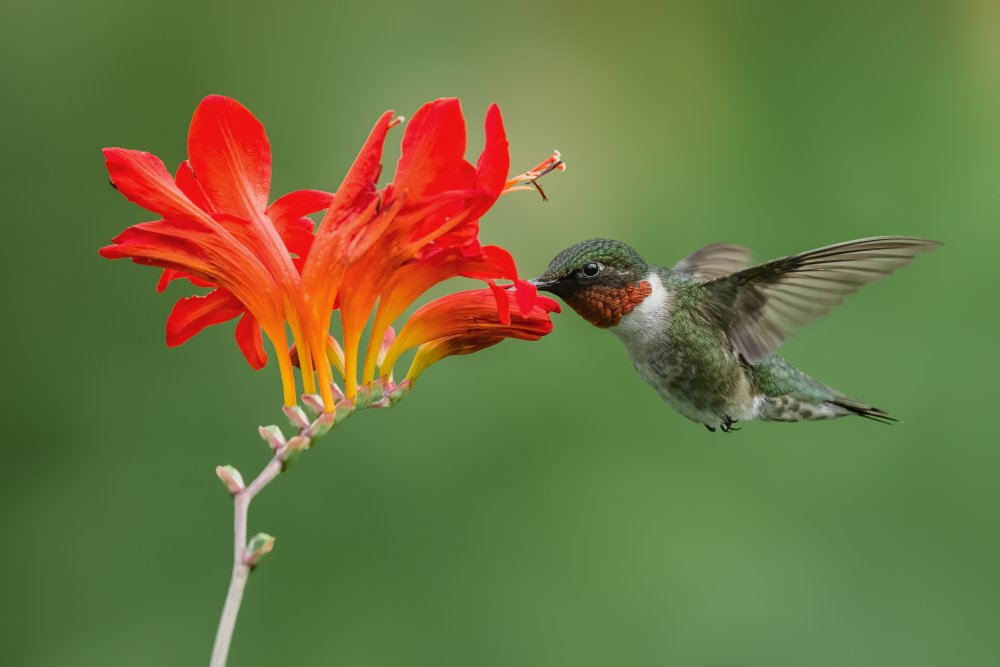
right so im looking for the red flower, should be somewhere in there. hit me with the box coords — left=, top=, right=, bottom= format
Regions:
left=379, top=289, right=561, bottom=380
left=102, top=95, right=562, bottom=412
left=101, top=96, right=332, bottom=406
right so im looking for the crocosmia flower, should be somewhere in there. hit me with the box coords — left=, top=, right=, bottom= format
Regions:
left=101, top=95, right=562, bottom=414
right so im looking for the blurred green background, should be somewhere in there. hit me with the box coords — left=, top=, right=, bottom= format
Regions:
left=3, top=0, right=999, bottom=664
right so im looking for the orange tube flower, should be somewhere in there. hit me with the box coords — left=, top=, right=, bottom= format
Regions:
left=102, top=95, right=562, bottom=414
left=380, top=289, right=561, bottom=381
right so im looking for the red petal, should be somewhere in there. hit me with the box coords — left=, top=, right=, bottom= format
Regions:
left=377, top=245, right=518, bottom=328
left=475, top=104, right=511, bottom=195
left=100, top=220, right=212, bottom=278
left=303, top=110, right=396, bottom=316
left=281, top=223, right=315, bottom=260
left=394, top=98, right=476, bottom=198
left=156, top=269, right=216, bottom=293
left=514, top=279, right=539, bottom=314
left=267, top=189, right=333, bottom=232
left=380, top=288, right=559, bottom=376
left=165, top=288, right=245, bottom=347
left=234, top=311, right=267, bottom=369
left=156, top=269, right=184, bottom=293
left=318, top=110, right=395, bottom=232
left=174, top=160, right=214, bottom=211
left=486, top=280, right=511, bottom=325
left=187, top=95, right=271, bottom=219
left=104, top=148, right=206, bottom=221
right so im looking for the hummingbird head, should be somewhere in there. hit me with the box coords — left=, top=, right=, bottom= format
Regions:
left=530, top=239, right=653, bottom=328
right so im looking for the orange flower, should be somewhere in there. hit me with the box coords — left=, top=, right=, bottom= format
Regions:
left=102, top=95, right=562, bottom=414
left=380, top=289, right=561, bottom=381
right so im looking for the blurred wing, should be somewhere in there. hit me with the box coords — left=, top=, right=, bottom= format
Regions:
left=701, top=236, right=940, bottom=362
left=674, top=243, right=752, bottom=280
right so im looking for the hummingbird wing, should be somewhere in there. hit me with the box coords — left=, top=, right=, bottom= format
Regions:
left=699, top=236, right=940, bottom=362
left=673, top=243, right=752, bottom=280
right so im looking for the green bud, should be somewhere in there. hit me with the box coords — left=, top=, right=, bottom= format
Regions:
left=245, top=532, right=275, bottom=567
left=309, top=412, right=336, bottom=439
left=335, top=398, right=355, bottom=422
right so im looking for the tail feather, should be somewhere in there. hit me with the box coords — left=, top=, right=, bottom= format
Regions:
left=832, top=397, right=897, bottom=425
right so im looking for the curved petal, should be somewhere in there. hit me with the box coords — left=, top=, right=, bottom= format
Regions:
left=104, top=148, right=207, bottom=222
left=267, top=189, right=333, bottom=233
left=474, top=104, right=510, bottom=195
left=156, top=268, right=215, bottom=293
left=100, top=220, right=213, bottom=279
left=395, top=98, right=475, bottom=199
left=359, top=245, right=521, bottom=382
left=174, top=160, right=214, bottom=212
left=187, top=95, right=271, bottom=219
left=165, top=288, right=245, bottom=347
left=485, top=280, right=511, bottom=325
left=234, top=311, right=268, bottom=369
left=380, top=289, right=559, bottom=376
left=302, top=110, right=397, bottom=307
left=378, top=245, right=518, bottom=324
left=406, top=334, right=506, bottom=380
left=281, top=222, right=315, bottom=260
left=513, top=278, right=539, bottom=314
left=316, top=110, right=396, bottom=235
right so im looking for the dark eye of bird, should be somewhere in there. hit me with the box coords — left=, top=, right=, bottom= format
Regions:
left=582, top=262, right=601, bottom=278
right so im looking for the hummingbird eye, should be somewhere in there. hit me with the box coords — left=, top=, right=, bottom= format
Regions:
left=581, top=262, right=602, bottom=278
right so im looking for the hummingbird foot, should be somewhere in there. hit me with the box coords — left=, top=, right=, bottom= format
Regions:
left=704, top=424, right=717, bottom=433
left=719, top=416, right=741, bottom=433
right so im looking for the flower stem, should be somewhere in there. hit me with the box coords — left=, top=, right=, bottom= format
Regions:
left=209, top=452, right=285, bottom=667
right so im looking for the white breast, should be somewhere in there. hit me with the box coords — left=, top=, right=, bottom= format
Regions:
left=612, top=272, right=669, bottom=344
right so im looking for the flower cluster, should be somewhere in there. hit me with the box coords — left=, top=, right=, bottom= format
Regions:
left=101, top=96, right=562, bottom=412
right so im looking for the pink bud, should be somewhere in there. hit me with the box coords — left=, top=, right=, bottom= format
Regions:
left=215, top=465, right=245, bottom=495
left=283, top=405, right=310, bottom=430
left=258, top=425, right=286, bottom=450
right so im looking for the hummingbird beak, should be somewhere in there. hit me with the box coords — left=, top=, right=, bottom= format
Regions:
left=528, top=277, right=558, bottom=291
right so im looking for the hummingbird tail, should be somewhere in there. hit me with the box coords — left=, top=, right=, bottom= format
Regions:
left=830, top=396, right=897, bottom=425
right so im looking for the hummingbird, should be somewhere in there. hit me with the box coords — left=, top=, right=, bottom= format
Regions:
left=530, top=236, right=939, bottom=432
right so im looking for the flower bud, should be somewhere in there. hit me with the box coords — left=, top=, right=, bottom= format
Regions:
left=282, top=405, right=311, bottom=430
left=245, top=532, right=275, bottom=567
left=388, top=379, right=412, bottom=406
left=309, top=412, right=336, bottom=438
left=215, top=465, right=245, bottom=495
left=335, top=398, right=355, bottom=422
left=280, top=434, right=311, bottom=466
left=329, top=382, right=346, bottom=402
left=300, top=394, right=325, bottom=415
left=258, top=425, right=286, bottom=450
left=354, top=383, right=373, bottom=410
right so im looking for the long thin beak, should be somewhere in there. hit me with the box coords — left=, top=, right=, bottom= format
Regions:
left=528, top=277, right=557, bottom=290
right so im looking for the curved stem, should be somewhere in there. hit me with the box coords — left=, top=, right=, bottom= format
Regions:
left=209, top=453, right=286, bottom=666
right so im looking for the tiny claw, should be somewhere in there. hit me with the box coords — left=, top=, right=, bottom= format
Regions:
left=720, top=416, right=741, bottom=433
